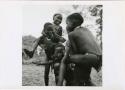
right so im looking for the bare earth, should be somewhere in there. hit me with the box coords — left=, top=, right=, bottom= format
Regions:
left=22, top=57, right=102, bottom=86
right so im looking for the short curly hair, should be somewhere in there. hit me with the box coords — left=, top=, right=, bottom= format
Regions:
left=67, top=13, right=84, bottom=26
left=53, top=13, right=62, bottom=20
left=42, top=22, right=52, bottom=34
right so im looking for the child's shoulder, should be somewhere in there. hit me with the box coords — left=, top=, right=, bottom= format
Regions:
left=40, top=35, right=46, bottom=39
left=53, top=24, right=62, bottom=28
left=39, top=35, right=46, bottom=42
left=74, top=26, right=90, bottom=34
left=75, top=26, right=88, bottom=30
left=69, top=27, right=89, bottom=37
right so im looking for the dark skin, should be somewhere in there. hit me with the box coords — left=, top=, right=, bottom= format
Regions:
left=25, top=14, right=64, bottom=86
left=45, top=17, right=64, bottom=85
left=27, top=34, right=54, bottom=86
left=53, top=14, right=63, bottom=40
left=57, top=17, right=102, bottom=86
left=34, top=45, right=65, bottom=85
left=44, top=14, right=65, bottom=85
left=23, top=35, right=51, bottom=86
left=24, top=23, right=65, bottom=86
left=57, top=44, right=70, bottom=85
left=41, top=23, right=65, bottom=86
left=53, top=44, right=65, bottom=84
left=34, top=44, right=65, bottom=85
left=53, top=14, right=62, bottom=26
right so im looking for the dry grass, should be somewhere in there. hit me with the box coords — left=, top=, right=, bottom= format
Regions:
left=22, top=64, right=56, bottom=86
left=22, top=35, right=102, bottom=86
left=22, top=57, right=102, bottom=86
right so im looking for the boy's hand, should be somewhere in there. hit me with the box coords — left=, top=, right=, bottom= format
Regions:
left=60, top=37, right=66, bottom=43
left=23, top=49, right=34, bottom=58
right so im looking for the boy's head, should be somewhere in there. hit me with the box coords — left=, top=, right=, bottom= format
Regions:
left=66, top=13, right=84, bottom=33
left=42, top=22, right=53, bottom=39
left=53, top=13, right=62, bottom=25
left=42, top=22, right=52, bottom=34
left=53, top=44, right=65, bottom=61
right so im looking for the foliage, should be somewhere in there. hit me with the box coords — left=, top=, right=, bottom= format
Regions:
left=89, top=5, right=102, bottom=48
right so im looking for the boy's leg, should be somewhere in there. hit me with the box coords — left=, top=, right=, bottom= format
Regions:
left=44, top=53, right=51, bottom=86
left=72, top=65, right=91, bottom=86
left=54, top=63, right=60, bottom=85
left=69, top=54, right=96, bottom=86
left=44, top=64, right=50, bottom=86
left=64, top=65, right=74, bottom=86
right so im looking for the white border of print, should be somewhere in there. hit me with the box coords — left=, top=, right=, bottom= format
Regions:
left=0, top=1, right=125, bottom=90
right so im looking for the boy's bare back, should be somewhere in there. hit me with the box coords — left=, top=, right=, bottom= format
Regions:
left=69, top=27, right=101, bottom=55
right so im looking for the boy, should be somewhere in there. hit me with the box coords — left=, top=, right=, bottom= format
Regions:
left=42, top=13, right=63, bottom=40
left=52, top=13, right=63, bottom=36
left=57, top=13, right=102, bottom=86
left=52, top=43, right=65, bottom=84
left=36, top=43, right=65, bottom=85
left=24, top=22, right=65, bottom=86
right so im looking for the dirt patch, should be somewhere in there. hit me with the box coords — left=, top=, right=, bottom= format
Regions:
left=22, top=64, right=56, bottom=86
left=22, top=64, right=102, bottom=86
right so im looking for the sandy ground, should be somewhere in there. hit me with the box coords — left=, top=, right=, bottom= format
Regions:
left=22, top=62, right=102, bottom=86
left=22, top=64, right=56, bottom=86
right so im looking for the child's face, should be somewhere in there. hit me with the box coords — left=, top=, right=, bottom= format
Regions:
left=66, top=19, right=75, bottom=33
left=53, top=15, right=62, bottom=25
left=46, top=26, right=54, bottom=39
left=54, top=47, right=64, bottom=60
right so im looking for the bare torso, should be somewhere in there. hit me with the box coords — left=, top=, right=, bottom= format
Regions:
left=68, top=27, right=102, bottom=85
left=69, top=27, right=102, bottom=55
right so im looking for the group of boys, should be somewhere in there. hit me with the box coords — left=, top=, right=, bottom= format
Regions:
left=24, top=13, right=102, bottom=86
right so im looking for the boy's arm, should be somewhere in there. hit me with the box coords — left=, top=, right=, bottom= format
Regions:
left=24, top=36, right=43, bottom=58
left=68, top=33, right=77, bottom=53
left=32, top=36, right=42, bottom=53
left=58, top=26, right=62, bottom=36
left=68, top=33, right=86, bottom=64
left=60, top=37, right=66, bottom=43
left=57, top=45, right=70, bottom=86
left=68, top=33, right=99, bottom=65
left=52, top=31, right=66, bottom=43
left=33, top=60, right=53, bottom=65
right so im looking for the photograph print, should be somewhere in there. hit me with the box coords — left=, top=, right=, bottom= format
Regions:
left=22, top=5, right=102, bottom=86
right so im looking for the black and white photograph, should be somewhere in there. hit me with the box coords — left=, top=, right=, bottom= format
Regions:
left=22, top=5, right=102, bottom=86
left=0, top=0, right=125, bottom=89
